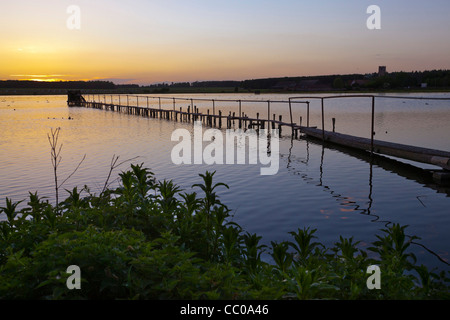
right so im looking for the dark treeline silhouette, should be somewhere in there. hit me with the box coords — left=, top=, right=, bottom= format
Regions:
left=0, top=80, right=117, bottom=90
left=191, top=80, right=241, bottom=88
left=163, top=69, right=450, bottom=91
left=363, top=70, right=450, bottom=89
left=1, top=69, right=449, bottom=93
left=241, top=70, right=450, bottom=90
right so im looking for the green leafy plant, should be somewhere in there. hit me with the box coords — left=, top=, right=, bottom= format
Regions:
left=1, top=165, right=449, bottom=300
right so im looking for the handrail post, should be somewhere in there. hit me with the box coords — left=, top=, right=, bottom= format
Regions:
left=190, top=99, right=193, bottom=111
left=371, top=96, right=375, bottom=155
left=321, top=98, right=325, bottom=141
left=289, top=99, right=294, bottom=135
left=212, top=99, right=216, bottom=126
left=289, top=99, right=293, bottom=126
left=238, top=100, right=242, bottom=128
left=307, top=101, right=310, bottom=127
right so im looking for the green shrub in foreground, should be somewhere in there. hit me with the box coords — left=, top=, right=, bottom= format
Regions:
left=0, top=164, right=449, bottom=299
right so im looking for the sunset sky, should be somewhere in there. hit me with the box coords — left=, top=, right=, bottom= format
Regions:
left=1, top=0, right=449, bottom=85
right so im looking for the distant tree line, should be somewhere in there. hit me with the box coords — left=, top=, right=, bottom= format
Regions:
left=363, top=70, right=450, bottom=89
left=0, top=80, right=117, bottom=90
left=240, top=70, right=450, bottom=90
left=1, top=69, right=449, bottom=91
left=241, top=74, right=362, bottom=90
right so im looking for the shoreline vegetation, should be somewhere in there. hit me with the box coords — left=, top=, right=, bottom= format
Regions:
left=1, top=69, right=450, bottom=95
left=1, top=163, right=449, bottom=299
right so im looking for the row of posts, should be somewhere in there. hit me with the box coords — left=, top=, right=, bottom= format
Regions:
left=81, top=94, right=358, bottom=140
left=82, top=94, right=315, bottom=133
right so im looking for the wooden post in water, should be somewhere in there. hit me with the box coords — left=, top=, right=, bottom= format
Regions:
left=238, top=100, right=242, bottom=128
left=279, top=115, right=282, bottom=133
left=307, top=101, right=310, bottom=127
left=212, top=100, right=216, bottom=127
left=321, top=98, right=325, bottom=141
left=332, top=118, right=336, bottom=132
left=157, top=97, right=161, bottom=118
left=289, top=99, right=293, bottom=135
left=172, top=98, right=178, bottom=121
left=371, top=96, right=375, bottom=155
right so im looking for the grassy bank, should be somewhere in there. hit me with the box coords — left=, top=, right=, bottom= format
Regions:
left=1, top=165, right=449, bottom=300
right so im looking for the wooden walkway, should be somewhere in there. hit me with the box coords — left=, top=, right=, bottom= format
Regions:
left=297, top=126, right=450, bottom=171
left=67, top=92, right=450, bottom=174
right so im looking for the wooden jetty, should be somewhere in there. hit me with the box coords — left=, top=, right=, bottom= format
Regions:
left=299, top=135, right=450, bottom=195
left=67, top=91, right=450, bottom=182
left=297, top=126, right=450, bottom=171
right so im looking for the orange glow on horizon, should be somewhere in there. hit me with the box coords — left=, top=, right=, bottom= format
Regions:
left=24, top=78, right=61, bottom=82
left=1, top=1, right=449, bottom=85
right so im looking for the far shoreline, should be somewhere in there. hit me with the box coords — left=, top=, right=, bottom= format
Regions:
left=1, top=87, right=450, bottom=96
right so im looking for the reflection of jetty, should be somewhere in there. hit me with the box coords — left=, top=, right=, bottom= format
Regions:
left=284, top=137, right=450, bottom=267
left=298, top=126, right=450, bottom=174
left=67, top=91, right=450, bottom=184
left=299, top=136, right=450, bottom=196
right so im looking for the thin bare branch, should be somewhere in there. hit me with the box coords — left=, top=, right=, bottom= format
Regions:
left=101, top=155, right=140, bottom=195
left=60, top=154, right=87, bottom=188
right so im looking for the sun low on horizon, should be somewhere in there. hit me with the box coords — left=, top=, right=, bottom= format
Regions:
left=1, top=0, right=450, bottom=85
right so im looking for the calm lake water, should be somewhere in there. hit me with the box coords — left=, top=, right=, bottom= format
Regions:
left=1, top=93, right=449, bottom=271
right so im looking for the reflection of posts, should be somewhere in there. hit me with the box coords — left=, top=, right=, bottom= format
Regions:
left=171, top=121, right=280, bottom=175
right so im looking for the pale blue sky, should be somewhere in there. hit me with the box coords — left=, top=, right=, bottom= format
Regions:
left=1, top=0, right=449, bottom=84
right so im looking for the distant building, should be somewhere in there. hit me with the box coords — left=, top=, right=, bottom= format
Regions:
left=378, top=66, right=387, bottom=77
